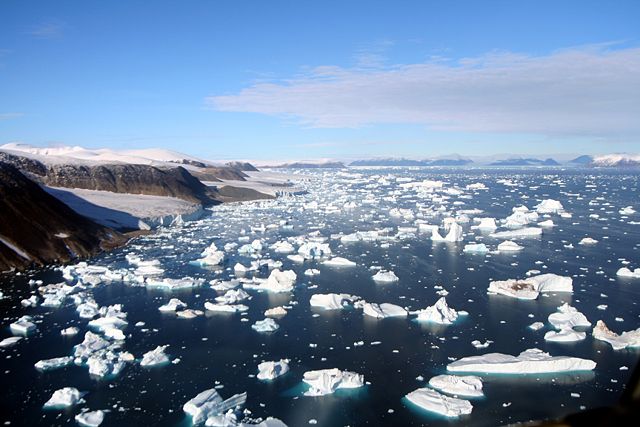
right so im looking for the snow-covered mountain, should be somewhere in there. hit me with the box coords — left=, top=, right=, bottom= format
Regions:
left=591, top=154, right=640, bottom=167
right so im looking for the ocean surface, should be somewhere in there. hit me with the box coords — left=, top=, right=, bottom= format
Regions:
left=1, top=167, right=639, bottom=426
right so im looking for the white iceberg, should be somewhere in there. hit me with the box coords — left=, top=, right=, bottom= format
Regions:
left=544, top=329, right=586, bottom=342
left=265, top=306, right=288, bottom=317
left=463, top=243, right=489, bottom=254
left=490, top=227, right=542, bottom=239
left=204, top=302, right=249, bottom=313
left=35, top=356, right=74, bottom=371
left=497, top=240, right=524, bottom=252
left=252, top=318, right=279, bottom=333
left=322, top=257, right=357, bottom=267
left=428, top=375, right=483, bottom=397
left=617, top=267, right=640, bottom=279
left=362, top=302, right=407, bottom=319
left=487, top=273, right=572, bottom=300
left=592, top=320, right=640, bottom=350
left=159, top=298, right=187, bottom=312
left=302, top=368, right=364, bottom=396
left=257, top=359, right=290, bottom=380
left=262, top=269, right=297, bottom=293
left=372, top=270, right=399, bottom=283
left=0, top=336, right=22, bottom=348
left=194, top=242, right=225, bottom=265
left=474, top=217, right=497, bottom=230
left=578, top=237, right=598, bottom=245
left=75, top=410, right=105, bottom=427
left=140, top=345, right=171, bottom=367
left=215, top=289, right=251, bottom=305
left=431, top=222, right=463, bottom=243
left=310, top=293, right=357, bottom=310
left=405, top=388, right=472, bottom=417
left=43, top=387, right=84, bottom=409
left=535, top=199, right=564, bottom=214
left=447, top=348, right=596, bottom=374
left=298, top=242, right=332, bottom=259
left=10, top=315, right=37, bottom=335
left=548, top=303, right=591, bottom=330
left=413, top=297, right=459, bottom=324
left=183, top=387, right=247, bottom=425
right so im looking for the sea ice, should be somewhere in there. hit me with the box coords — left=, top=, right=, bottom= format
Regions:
left=497, top=240, right=524, bottom=252
left=535, top=199, right=564, bottom=214
left=579, top=237, right=598, bottom=245
left=140, top=345, right=171, bottom=367
left=204, top=302, right=248, bottom=313
left=490, top=227, right=543, bottom=239
left=43, top=387, right=84, bottom=409
left=195, top=242, right=225, bottom=265
left=362, top=302, right=408, bottom=319
left=447, top=348, right=596, bottom=374
left=257, top=359, right=290, bottom=380
left=35, top=356, right=74, bottom=371
left=463, top=243, right=489, bottom=254
left=75, top=410, right=105, bottom=427
left=265, top=306, right=288, bottom=317
left=372, top=270, right=399, bottom=283
left=428, top=375, right=484, bottom=397
left=252, top=318, right=279, bottom=333
left=61, top=327, right=80, bottom=336
left=487, top=273, right=572, bottom=300
left=159, top=298, right=187, bottom=312
left=183, top=387, right=247, bottom=425
left=616, top=267, right=640, bottom=279
left=10, top=315, right=37, bottom=335
left=592, top=320, right=640, bottom=350
left=474, top=218, right=497, bottom=230
left=310, top=293, right=357, bottom=310
left=302, top=368, right=365, bottom=396
left=0, top=336, right=22, bottom=348
left=322, top=257, right=357, bottom=267
left=413, top=297, right=459, bottom=324
left=405, top=388, right=473, bottom=417
left=548, top=303, right=591, bottom=330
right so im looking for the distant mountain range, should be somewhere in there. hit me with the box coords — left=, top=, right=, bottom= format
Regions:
left=350, top=158, right=473, bottom=167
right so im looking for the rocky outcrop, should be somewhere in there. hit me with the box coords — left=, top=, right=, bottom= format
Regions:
left=190, top=167, right=248, bottom=182
left=0, top=152, right=221, bottom=205
left=226, top=161, right=259, bottom=172
left=0, top=163, right=127, bottom=272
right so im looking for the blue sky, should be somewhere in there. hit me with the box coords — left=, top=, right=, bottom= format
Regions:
left=1, top=0, right=639, bottom=161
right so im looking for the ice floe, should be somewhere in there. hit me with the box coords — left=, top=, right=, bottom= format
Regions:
left=371, top=270, right=399, bottom=283
left=362, top=302, right=408, bottom=319
left=140, top=345, right=171, bottom=367
left=322, top=257, right=357, bottom=267
left=35, top=356, right=74, bottom=371
left=310, top=293, right=358, bottom=310
left=592, top=320, right=640, bottom=350
left=75, top=410, right=105, bottom=427
left=487, top=273, right=572, bottom=300
left=428, top=375, right=484, bottom=397
left=497, top=240, right=524, bottom=252
left=616, top=267, right=640, bottom=279
left=302, top=368, right=365, bottom=396
left=43, top=387, right=84, bottom=409
left=257, top=359, right=290, bottom=381
left=252, top=318, right=279, bottom=333
left=183, top=387, right=247, bottom=425
left=405, top=388, right=472, bottom=417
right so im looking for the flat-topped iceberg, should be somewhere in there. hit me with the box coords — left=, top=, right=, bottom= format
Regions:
left=362, top=302, right=407, bottom=319
left=0, top=336, right=22, bottom=348
left=413, top=297, right=460, bottom=324
left=10, top=315, right=37, bottom=335
left=302, top=368, right=364, bottom=396
left=257, top=359, right=290, bottom=380
left=490, top=227, right=542, bottom=239
left=322, top=257, right=357, bottom=267
left=140, top=345, right=171, bottom=367
left=428, top=375, right=483, bottom=397
left=35, top=356, right=74, bottom=371
left=372, top=270, right=399, bottom=283
left=593, top=320, right=640, bottom=350
left=43, top=387, right=84, bottom=409
left=487, top=273, right=572, bottom=300
left=310, top=293, right=357, bottom=310
left=463, top=243, right=488, bottom=254
left=204, top=302, right=248, bottom=313
left=405, top=387, right=472, bottom=417
left=544, top=329, right=586, bottom=342
left=447, top=348, right=596, bottom=374
left=183, top=387, right=247, bottom=425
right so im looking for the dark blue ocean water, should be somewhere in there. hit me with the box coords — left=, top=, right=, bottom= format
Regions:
left=1, top=168, right=639, bottom=426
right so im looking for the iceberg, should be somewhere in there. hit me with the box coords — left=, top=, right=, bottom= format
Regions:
left=298, top=242, right=332, bottom=259
left=463, top=243, right=489, bottom=254
left=159, top=298, right=187, bottom=312
left=215, top=289, right=251, bottom=305
left=535, top=199, right=564, bottom=214
left=265, top=306, right=287, bottom=317
left=310, top=293, right=357, bottom=310
left=405, top=388, right=472, bottom=417
left=140, top=345, right=171, bottom=367
left=204, top=302, right=249, bottom=313
left=0, top=336, right=22, bottom=348
left=579, top=237, right=598, bottom=245
left=490, top=227, right=542, bottom=239
left=428, top=374, right=483, bottom=397
left=431, top=222, right=463, bottom=243
left=194, top=242, right=225, bottom=265
left=257, top=359, right=290, bottom=380
left=75, top=410, right=105, bottom=427
left=544, top=329, right=586, bottom=342
left=413, top=297, right=459, bottom=324
left=474, top=217, right=497, bottom=230
left=447, top=348, right=596, bottom=374
left=592, top=320, right=640, bottom=350
left=487, top=273, right=572, bottom=300
left=252, top=318, right=279, bottom=333
left=61, top=326, right=80, bottom=336
left=183, top=387, right=247, bottom=425
left=362, top=302, right=407, bottom=319
left=497, top=240, right=524, bottom=252
left=34, top=356, right=74, bottom=371
left=617, top=267, right=640, bottom=279
left=43, top=387, right=84, bottom=409
left=302, top=368, right=364, bottom=396
left=548, top=303, right=590, bottom=330
left=322, top=257, right=357, bottom=267
left=10, top=315, right=37, bottom=335
left=371, top=270, right=399, bottom=283
left=262, top=269, right=297, bottom=293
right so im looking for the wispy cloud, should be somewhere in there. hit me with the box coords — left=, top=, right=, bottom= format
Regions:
left=208, top=44, right=640, bottom=139
left=28, top=19, right=66, bottom=39
left=0, top=112, right=24, bottom=121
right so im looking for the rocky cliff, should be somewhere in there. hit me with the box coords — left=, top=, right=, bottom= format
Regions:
left=0, top=163, right=127, bottom=272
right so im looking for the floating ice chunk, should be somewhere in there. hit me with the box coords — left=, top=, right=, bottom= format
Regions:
left=35, top=356, right=74, bottom=371
left=61, top=327, right=80, bottom=336
left=310, top=293, right=357, bottom=310
left=0, top=336, right=22, bottom=348
left=497, top=240, right=524, bottom=252
left=159, top=298, right=187, bottom=312
left=447, top=348, right=596, bottom=374
left=257, top=359, right=290, bottom=380
left=431, top=222, right=463, bottom=243
left=474, top=218, right=497, bottom=230
left=302, top=368, right=364, bottom=396
left=238, top=239, right=263, bottom=255
left=140, top=345, right=171, bottom=367
left=363, top=302, right=408, bottom=319
left=617, top=267, right=640, bottom=279
left=413, top=297, right=459, bottom=324
left=204, top=302, right=248, bottom=313
left=405, top=388, right=472, bottom=417
left=471, top=340, right=492, bottom=349
left=463, top=243, right=489, bottom=254
left=544, top=329, right=586, bottom=342
left=233, top=263, right=248, bottom=274
left=215, top=289, right=251, bottom=305
left=535, top=199, right=564, bottom=214
left=10, top=315, right=37, bottom=335
left=75, top=410, right=105, bottom=427
left=147, top=277, right=205, bottom=291
left=529, top=322, right=545, bottom=331
left=272, top=241, right=295, bottom=254
left=176, top=309, right=203, bottom=319
left=298, top=242, right=332, bottom=259
left=389, top=208, right=415, bottom=221
left=21, top=295, right=38, bottom=307
left=43, top=387, right=84, bottom=409
left=487, top=273, right=572, bottom=300
left=265, top=306, right=287, bottom=317
left=183, top=387, right=247, bottom=425
left=593, top=320, right=640, bottom=350
left=548, top=303, right=591, bottom=330
left=503, top=210, right=539, bottom=228
left=263, top=269, right=297, bottom=292
left=619, top=206, right=635, bottom=215
left=252, top=318, right=279, bottom=333
left=490, top=227, right=542, bottom=239
left=466, top=182, right=487, bottom=190
left=428, top=375, right=484, bottom=397
left=538, top=219, right=555, bottom=227
left=304, top=268, right=320, bottom=276
left=578, top=237, right=598, bottom=245
left=372, top=270, right=399, bottom=283
left=194, top=243, right=225, bottom=265
left=77, top=302, right=99, bottom=319
left=322, top=257, right=357, bottom=267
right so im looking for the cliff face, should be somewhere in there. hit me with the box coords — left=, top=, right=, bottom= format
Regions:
left=0, top=163, right=127, bottom=272
left=226, top=161, right=259, bottom=172
left=190, top=167, right=248, bottom=182
left=0, top=152, right=221, bottom=205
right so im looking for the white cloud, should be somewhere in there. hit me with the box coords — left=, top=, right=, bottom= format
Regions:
left=208, top=45, right=640, bottom=139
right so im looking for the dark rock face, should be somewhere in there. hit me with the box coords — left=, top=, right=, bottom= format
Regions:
left=191, top=167, right=248, bottom=182
left=226, top=161, right=259, bottom=172
left=0, top=163, right=127, bottom=272
left=215, top=185, right=275, bottom=202
left=0, top=152, right=220, bottom=205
